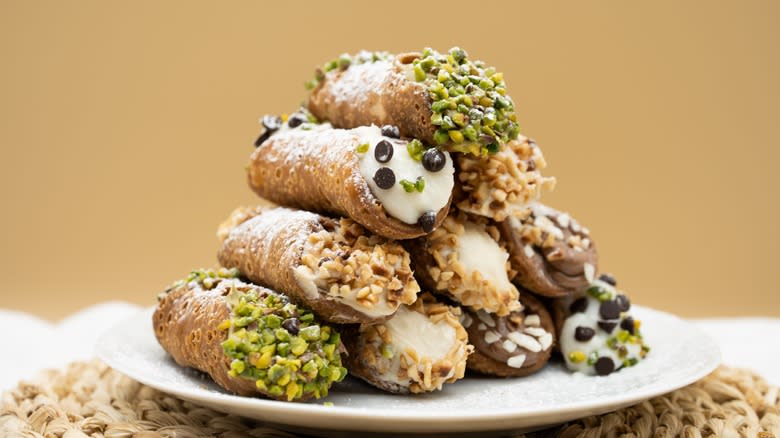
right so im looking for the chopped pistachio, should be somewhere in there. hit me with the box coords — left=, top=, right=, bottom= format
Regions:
left=356, top=143, right=369, bottom=153
left=399, top=179, right=416, bottom=193
left=415, top=176, right=425, bottom=192
left=568, top=351, right=586, bottom=363
left=212, top=277, right=345, bottom=401
left=406, top=139, right=424, bottom=161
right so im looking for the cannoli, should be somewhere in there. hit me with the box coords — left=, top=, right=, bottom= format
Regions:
left=249, top=111, right=454, bottom=239
left=500, top=203, right=597, bottom=297
left=306, top=48, right=520, bottom=156
left=341, top=293, right=472, bottom=394
left=153, top=268, right=346, bottom=401
left=217, top=207, right=420, bottom=324
left=406, top=212, right=521, bottom=316
left=455, top=136, right=556, bottom=221
left=462, top=293, right=555, bottom=377
left=556, top=274, right=650, bottom=376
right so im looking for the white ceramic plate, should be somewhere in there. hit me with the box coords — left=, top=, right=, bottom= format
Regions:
left=96, top=305, right=720, bottom=437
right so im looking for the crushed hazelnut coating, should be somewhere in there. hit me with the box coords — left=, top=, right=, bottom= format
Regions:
left=300, top=217, right=419, bottom=312
left=218, top=206, right=419, bottom=324
left=408, top=213, right=521, bottom=316
left=455, top=136, right=556, bottom=222
left=342, top=292, right=473, bottom=394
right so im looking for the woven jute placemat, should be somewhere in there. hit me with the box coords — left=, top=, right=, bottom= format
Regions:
left=1, top=360, right=778, bottom=438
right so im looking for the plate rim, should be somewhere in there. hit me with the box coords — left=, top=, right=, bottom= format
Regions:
left=96, top=305, right=721, bottom=433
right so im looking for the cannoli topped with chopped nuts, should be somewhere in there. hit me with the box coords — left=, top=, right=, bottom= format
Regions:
left=406, top=211, right=522, bottom=316
left=500, top=202, right=597, bottom=297
left=341, top=292, right=473, bottom=394
left=218, top=206, right=420, bottom=324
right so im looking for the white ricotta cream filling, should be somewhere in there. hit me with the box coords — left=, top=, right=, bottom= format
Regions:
left=457, top=223, right=514, bottom=292
left=356, top=126, right=454, bottom=225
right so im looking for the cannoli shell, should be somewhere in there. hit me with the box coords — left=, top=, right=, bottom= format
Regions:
left=152, top=279, right=260, bottom=397
left=307, top=54, right=436, bottom=145
left=338, top=325, right=411, bottom=394
left=247, top=128, right=449, bottom=240
left=218, top=208, right=386, bottom=324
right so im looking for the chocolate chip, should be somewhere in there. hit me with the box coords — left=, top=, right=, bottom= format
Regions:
left=374, top=140, right=394, bottom=163
left=615, top=294, right=631, bottom=312
left=254, top=115, right=282, bottom=147
left=600, top=300, right=621, bottom=320
left=620, top=316, right=635, bottom=335
left=527, top=159, right=536, bottom=171
left=598, top=273, right=617, bottom=286
left=373, top=167, right=395, bottom=189
left=594, top=357, right=615, bottom=376
left=418, top=211, right=437, bottom=233
left=570, top=297, right=588, bottom=314
left=282, top=318, right=300, bottom=335
left=574, top=326, right=595, bottom=342
left=287, top=114, right=306, bottom=128
left=254, top=130, right=271, bottom=147
left=598, top=321, right=617, bottom=333
left=422, top=148, right=446, bottom=172
left=381, top=125, right=400, bottom=138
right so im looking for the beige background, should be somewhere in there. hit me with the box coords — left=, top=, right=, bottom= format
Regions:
left=1, top=1, right=778, bottom=321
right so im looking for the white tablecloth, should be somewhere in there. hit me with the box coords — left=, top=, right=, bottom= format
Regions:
left=1, top=303, right=778, bottom=391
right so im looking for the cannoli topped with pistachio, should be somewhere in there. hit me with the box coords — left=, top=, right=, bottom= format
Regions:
left=217, top=206, right=420, bottom=324
left=456, top=136, right=556, bottom=221
left=500, top=202, right=597, bottom=297
left=307, top=48, right=519, bottom=156
left=407, top=211, right=522, bottom=316
left=250, top=109, right=454, bottom=239
left=153, top=269, right=347, bottom=401
left=558, top=274, right=650, bottom=376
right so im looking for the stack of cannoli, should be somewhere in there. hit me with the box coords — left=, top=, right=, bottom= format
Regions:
left=152, top=47, right=651, bottom=403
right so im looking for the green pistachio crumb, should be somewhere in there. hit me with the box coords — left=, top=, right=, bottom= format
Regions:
left=415, top=176, right=425, bottom=192
left=568, top=351, right=586, bottom=363
left=399, top=179, right=416, bottom=193
left=356, top=143, right=369, bottom=153
left=409, top=47, right=518, bottom=155
left=323, top=402, right=334, bottom=407
left=406, top=139, right=424, bottom=161
left=218, top=282, right=345, bottom=401
left=587, top=285, right=612, bottom=302
left=381, top=344, right=394, bottom=359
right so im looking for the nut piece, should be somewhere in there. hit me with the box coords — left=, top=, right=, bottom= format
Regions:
left=456, top=136, right=556, bottom=222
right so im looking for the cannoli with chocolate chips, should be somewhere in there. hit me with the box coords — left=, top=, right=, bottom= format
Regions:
left=553, top=274, right=650, bottom=376
left=341, top=293, right=472, bottom=394
left=463, top=292, right=555, bottom=377
left=306, top=48, right=520, bottom=156
left=217, top=207, right=420, bottom=324
left=153, top=269, right=347, bottom=401
left=249, top=111, right=453, bottom=239
left=406, top=212, right=521, bottom=316
left=500, top=203, right=597, bottom=297
left=455, top=136, right=555, bottom=222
